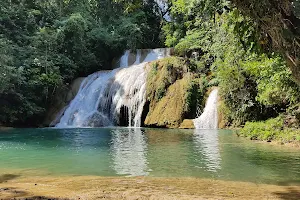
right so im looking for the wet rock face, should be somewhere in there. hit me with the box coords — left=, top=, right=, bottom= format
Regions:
left=144, top=79, right=189, bottom=128
left=119, top=105, right=129, bottom=126
left=179, top=119, right=195, bottom=129
left=144, top=57, right=203, bottom=128
left=43, top=77, right=85, bottom=127
left=82, top=112, right=112, bottom=127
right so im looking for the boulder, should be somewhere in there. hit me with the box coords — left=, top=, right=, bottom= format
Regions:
left=179, top=119, right=195, bottom=129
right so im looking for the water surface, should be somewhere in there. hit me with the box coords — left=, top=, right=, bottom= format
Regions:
left=0, top=128, right=299, bottom=185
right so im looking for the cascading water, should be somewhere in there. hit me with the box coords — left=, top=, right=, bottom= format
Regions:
left=193, top=89, right=218, bottom=129
left=55, top=48, right=171, bottom=128
left=114, top=48, right=172, bottom=68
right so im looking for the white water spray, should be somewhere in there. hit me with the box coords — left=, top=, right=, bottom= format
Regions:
left=114, top=48, right=171, bottom=68
left=193, top=89, right=218, bottom=129
left=55, top=48, right=171, bottom=128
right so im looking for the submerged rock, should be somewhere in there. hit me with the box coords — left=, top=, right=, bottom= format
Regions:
left=0, top=127, right=13, bottom=130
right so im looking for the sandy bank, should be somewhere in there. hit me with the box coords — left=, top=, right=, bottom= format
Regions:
left=0, top=175, right=299, bottom=200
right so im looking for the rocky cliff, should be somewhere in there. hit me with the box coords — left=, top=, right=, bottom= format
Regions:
left=144, top=57, right=206, bottom=128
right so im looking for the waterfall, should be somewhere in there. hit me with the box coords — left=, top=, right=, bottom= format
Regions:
left=118, top=50, right=130, bottom=68
left=114, top=48, right=171, bottom=68
left=55, top=48, right=171, bottom=128
left=193, top=89, right=218, bottom=129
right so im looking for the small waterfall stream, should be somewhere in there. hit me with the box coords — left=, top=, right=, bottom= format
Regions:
left=55, top=48, right=171, bottom=128
left=193, top=89, right=218, bottom=129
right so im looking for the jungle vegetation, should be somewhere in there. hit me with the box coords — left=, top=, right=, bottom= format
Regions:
left=0, top=0, right=163, bottom=126
left=1, top=0, right=300, bottom=143
left=162, top=0, right=300, bottom=142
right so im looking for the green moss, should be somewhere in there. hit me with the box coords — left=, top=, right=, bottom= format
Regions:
left=184, top=77, right=207, bottom=118
left=155, top=85, right=166, bottom=101
left=149, top=62, right=158, bottom=78
left=145, top=56, right=209, bottom=128
left=146, top=56, right=187, bottom=103
left=145, top=78, right=190, bottom=128
left=239, top=116, right=300, bottom=143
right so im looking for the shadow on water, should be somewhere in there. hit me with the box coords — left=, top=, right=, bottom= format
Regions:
left=0, top=174, right=19, bottom=183
left=273, top=187, right=300, bottom=200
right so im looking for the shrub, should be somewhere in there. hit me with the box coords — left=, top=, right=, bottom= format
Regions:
left=239, top=116, right=300, bottom=143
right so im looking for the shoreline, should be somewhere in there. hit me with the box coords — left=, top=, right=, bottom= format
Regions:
left=0, top=127, right=13, bottom=130
left=234, top=129, right=300, bottom=149
left=237, top=136, right=300, bottom=149
left=255, top=140, right=300, bottom=149
left=1, top=175, right=300, bottom=199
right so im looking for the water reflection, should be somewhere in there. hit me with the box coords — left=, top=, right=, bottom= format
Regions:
left=193, top=129, right=221, bottom=172
left=1, top=128, right=300, bottom=184
left=110, top=128, right=149, bottom=176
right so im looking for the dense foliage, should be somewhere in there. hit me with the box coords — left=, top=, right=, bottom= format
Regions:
left=163, top=0, right=300, bottom=140
left=1, top=0, right=300, bottom=139
left=0, top=0, right=164, bottom=126
left=240, top=115, right=300, bottom=143
left=232, top=0, right=300, bottom=85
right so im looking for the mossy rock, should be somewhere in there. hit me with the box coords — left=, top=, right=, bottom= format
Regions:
left=146, top=57, right=188, bottom=102
left=179, top=119, right=195, bottom=129
left=145, top=78, right=189, bottom=128
left=144, top=56, right=207, bottom=128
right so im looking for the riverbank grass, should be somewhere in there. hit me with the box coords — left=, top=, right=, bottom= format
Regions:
left=239, top=116, right=300, bottom=144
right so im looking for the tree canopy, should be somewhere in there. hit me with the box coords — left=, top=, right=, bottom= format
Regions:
left=0, top=0, right=165, bottom=126
left=1, top=0, right=300, bottom=129
left=162, top=0, right=300, bottom=126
